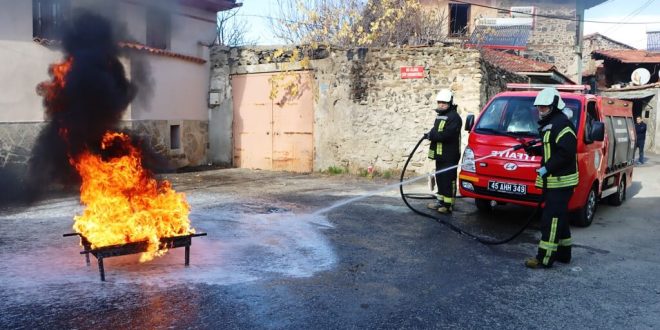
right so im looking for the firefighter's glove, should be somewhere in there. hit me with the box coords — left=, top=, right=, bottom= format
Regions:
left=536, top=166, right=548, bottom=178
left=519, top=139, right=537, bottom=153
left=523, top=144, right=535, bottom=155
left=423, top=132, right=430, bottom=140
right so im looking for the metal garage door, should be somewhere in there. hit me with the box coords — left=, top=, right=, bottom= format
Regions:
left=231, top=71, right=314, bottom=172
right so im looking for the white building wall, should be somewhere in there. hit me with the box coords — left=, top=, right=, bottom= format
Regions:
left=0, top=41, right=61, bottom=122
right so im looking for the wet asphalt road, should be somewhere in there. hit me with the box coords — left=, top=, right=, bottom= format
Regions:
left=1, top=155, right=660, bottom=329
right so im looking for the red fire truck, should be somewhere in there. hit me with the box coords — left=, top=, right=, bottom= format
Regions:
left=459, top=84, right=635, bottom=227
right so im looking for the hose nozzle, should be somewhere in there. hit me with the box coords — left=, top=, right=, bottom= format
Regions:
left=512, top=138, right=542, bottom=151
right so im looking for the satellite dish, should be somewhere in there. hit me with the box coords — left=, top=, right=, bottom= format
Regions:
left=631, top=68, right=651, bottom=86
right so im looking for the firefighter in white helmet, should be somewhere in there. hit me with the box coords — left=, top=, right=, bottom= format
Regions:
left=523, top=87, right=577, bottom=268
left=425, top=89, right=462, bottom=214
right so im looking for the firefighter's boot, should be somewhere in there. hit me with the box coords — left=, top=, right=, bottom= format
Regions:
left=427, top=199, right=443, bottom=210
left=437, top=203, right=452, bottom=214
left=524, top=257, right=549, bottom=269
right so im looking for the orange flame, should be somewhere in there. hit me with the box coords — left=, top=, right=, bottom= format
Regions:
left=71, top=132, right=193, bottom=262
left=37, top=58, right=73, bottom=118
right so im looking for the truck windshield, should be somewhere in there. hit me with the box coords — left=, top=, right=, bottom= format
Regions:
left=475, top=96, right=580, bottom=137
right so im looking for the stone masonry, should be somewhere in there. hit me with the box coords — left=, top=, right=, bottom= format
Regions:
left=211, top=45, right=525, bottom=174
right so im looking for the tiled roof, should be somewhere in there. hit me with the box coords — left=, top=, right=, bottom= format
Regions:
left=33, top=38, right=206, bottom=64
left=118, top=42, right=206, bottom=64
left=583, top=33, right=635, bottom=50
left=592, top=50, right=660, bottom=64
left=481, top=49, right=555, bottom=72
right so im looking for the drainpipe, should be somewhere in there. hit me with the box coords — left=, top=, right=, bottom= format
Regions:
left=575, top=1, right=585, bottom=85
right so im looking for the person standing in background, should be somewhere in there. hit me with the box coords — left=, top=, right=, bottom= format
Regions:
left=635, top=116, right=647, bottom=165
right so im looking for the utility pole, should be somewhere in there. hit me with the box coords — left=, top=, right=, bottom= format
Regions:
left=575, top=1, right=585, bottom=85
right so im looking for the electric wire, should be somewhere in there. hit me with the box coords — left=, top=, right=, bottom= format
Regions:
left=604, top=0, right=656, bottom=35
left=449, top=0, right=660, bottom=25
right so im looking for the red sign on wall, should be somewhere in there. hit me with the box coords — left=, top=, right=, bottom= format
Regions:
left=400, top=66, right=425, bottom=79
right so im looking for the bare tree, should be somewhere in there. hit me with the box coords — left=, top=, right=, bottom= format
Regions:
left=269, top=0, right=448, bottom=47
left=217, top=7, right=255, bottom=46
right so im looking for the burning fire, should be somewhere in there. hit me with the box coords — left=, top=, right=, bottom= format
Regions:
left=39, top=58, right=193, bottom=262
left=37, top=57, right=72, bottom=118
left=71, top=132, right=193, bottom=262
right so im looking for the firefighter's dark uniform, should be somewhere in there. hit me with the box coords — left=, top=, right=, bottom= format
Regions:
left=527, top=108, right=578, bottom=267
left=427, top=105, right=462, bottom=212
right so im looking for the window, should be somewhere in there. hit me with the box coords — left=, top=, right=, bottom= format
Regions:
left=146, top=7, right=171, bottom=49
left=584, top=101, right=598, bottom=144
left=170, top=125, right=181, bottom=150
left=449, top=3, right=470, bottom=36
left=475, top=97, right=582, bottom=137
left=33, top=0, right=70, bottom=39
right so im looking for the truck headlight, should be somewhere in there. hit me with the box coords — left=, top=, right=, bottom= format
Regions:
left=461, top=181, right=474, bottom=191
left=461, top=147, right=476, bottom=172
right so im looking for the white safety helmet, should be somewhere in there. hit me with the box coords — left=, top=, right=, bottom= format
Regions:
left=533, top=87, right=565, bottom=110
left=436, top=89, right=453, bottom=103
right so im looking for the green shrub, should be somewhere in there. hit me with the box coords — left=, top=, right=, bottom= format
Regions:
left=325, top=165, right=346, bottom=174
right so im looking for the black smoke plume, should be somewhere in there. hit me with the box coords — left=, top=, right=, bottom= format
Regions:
left=26, top=10, right=137, bottom=202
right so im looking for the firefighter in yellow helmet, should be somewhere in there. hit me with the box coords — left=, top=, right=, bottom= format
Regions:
left=425, top=89, right=462, bottom=214
left=524, top=87, right=578, bottom=268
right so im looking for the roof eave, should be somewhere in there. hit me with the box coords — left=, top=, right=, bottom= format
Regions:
left=584, top=0, right=608, bottom=10
left=178, top=0, right=242, bottom=12
left=516, top=71, right=575, bottom=85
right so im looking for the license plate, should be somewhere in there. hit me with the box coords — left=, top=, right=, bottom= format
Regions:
left=488, top=181, right=527, bottom=195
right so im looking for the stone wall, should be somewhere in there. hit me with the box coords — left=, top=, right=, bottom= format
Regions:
left=582, top=34, right=634, bottom=77
left=0, top=120, right=206, bottom=174
left=212, top=45, right=525, bottom=174
left=492, top=0, right=579, bottom=82
left=0, top=122, right=43, bottom=168
left=130, top=120, right=208, bottom=169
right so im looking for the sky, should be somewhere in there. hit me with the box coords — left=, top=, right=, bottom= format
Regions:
left=232, top=0, right=660, bottom=49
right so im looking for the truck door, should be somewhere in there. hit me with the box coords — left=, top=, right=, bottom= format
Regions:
left=581, top=101, right=604, bottom=188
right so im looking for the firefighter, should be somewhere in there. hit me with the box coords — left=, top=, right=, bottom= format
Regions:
left=524, top=87, right=577, bottom=268
left=635, top=116, right=647, bottom=164
left=425, top=89, right=462, bottom=214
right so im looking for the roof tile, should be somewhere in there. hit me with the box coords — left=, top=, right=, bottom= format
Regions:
left=592, top=50, right=660, bottom=64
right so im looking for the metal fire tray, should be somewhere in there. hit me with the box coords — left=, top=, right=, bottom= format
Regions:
left=63, top=232, right=207, bottom=281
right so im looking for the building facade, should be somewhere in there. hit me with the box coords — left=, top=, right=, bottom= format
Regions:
left=0, top=0, right=239, bottom=174
left=209, top=45, right=526, bottom=174
left=421, top=0, right=607, bottom=82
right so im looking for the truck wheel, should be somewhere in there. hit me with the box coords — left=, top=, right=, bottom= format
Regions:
left=475, top=199, right=493, bottom=212
left=608, top=176, right=626, bottom=206
left=572, top=185, right=598, bottom=227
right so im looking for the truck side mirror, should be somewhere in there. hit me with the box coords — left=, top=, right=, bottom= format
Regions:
left=465, top=114, right=475, bottom=131
left=590, top=121, right=605, bottom=142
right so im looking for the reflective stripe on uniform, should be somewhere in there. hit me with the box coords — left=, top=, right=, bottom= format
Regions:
left=543, top=131, right=551, bottom=161
left=559, top=238, right=572, bottom=246
left=535, top=172, right=579, bottom=188
left=542, top=217, right=559, bottom=265
left=539, top=240, right=558, bottom=251
left=556, top=127, right=576, bottom=144
left=435, top=121, right=447, bottom=156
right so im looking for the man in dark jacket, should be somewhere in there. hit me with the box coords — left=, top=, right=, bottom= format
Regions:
left=524, top=87, right=578, bottom=269
left=425, top=89, right=462, bottom=214
left=635, top=116, right=647, bottom=164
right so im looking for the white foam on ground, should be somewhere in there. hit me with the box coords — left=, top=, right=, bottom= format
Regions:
left=0, top=208, right=336, bottom=291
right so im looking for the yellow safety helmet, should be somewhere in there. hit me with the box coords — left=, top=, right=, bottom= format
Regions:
left=533, top=87, right=565, bottom=110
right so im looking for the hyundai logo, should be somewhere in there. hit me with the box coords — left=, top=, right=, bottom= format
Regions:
left=504, top=163, right=517, bottom=171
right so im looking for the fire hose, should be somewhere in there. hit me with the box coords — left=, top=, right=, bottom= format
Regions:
left=399, top=135, right=545, bottom=245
